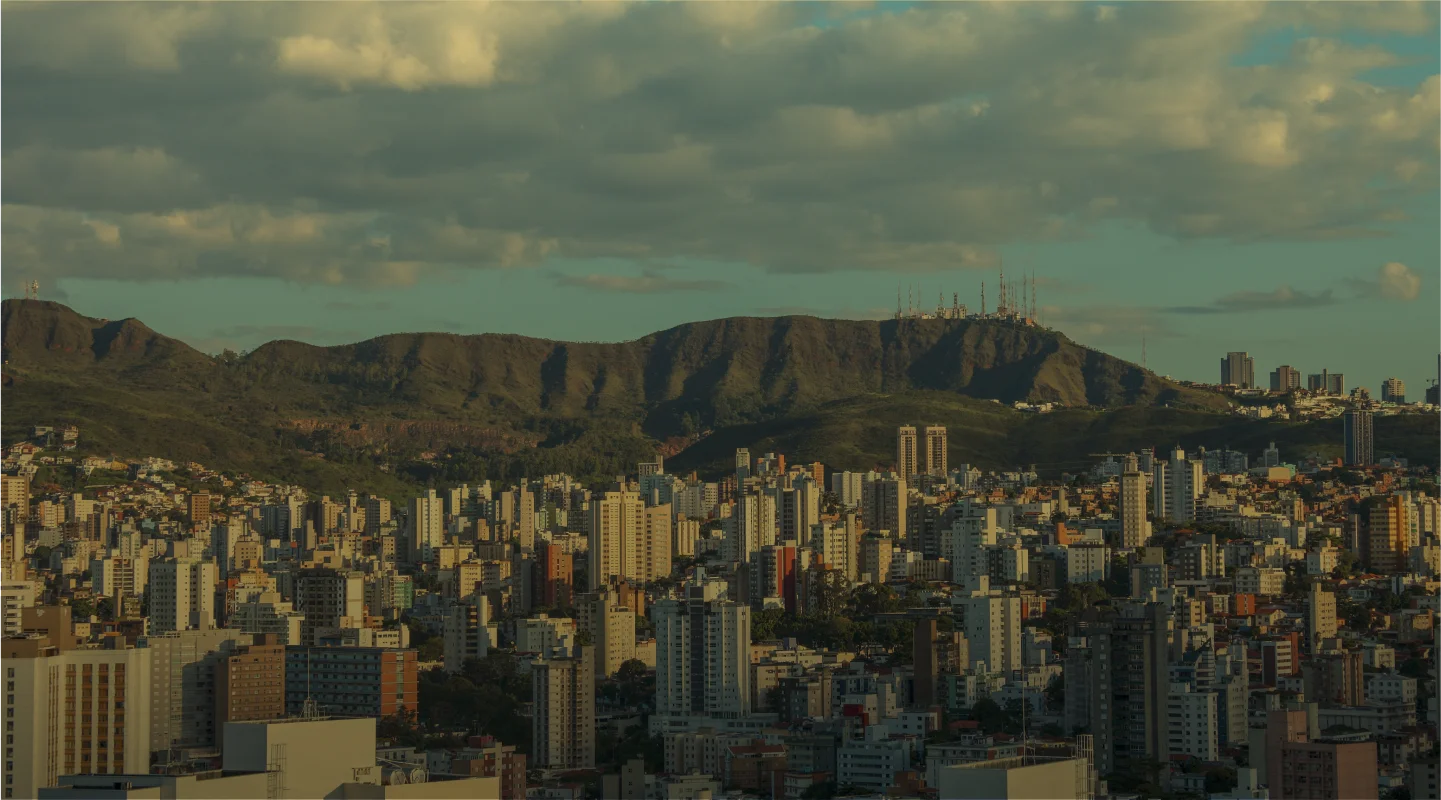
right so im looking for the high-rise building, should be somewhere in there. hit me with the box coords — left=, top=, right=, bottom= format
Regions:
left=654, top=571, right=751, bottom=719
left=410, top=489, right=444, bottom=563
left=532, top=643, right=596, bottom=770
left=1119, top=453, right=1151, bottom=549
left=1220, top=352, right=1254, bottom=388
left=956, top=577, right=1021, bottom=673
left=3, top=626, right=154, bottom=800
left=214, top=634, right=285, bottom=749
left=147, top=557, right=217, bottom=634
left=1269, top=365, right=1301, bottom=392
left=294, top=567, right=364, bottom=646
left=363, top=495, right=392, bottom=536
left=1265, top=709, right=1378, bottom=800
left=830, top=471, right=864, bottom=510
left=1064, top=603, right=1172, bottom=776
left=1306, top=583, right=1337, bottom=654
left=1263, top=441, right=1281, bottom=468
left=735, top=448, right=751, bottom=483
left=861, top=473, right=907, bottom=541
left=859, top=534, right=894, bottom=584
left=0, top=474, right=30, bottom=523
left=534, top=541, right=573, bottom=610
left=187, top=490, right=212, bottom=528
left=811, top=515, right=861, bottom=581
left=1380, top=377, right=1405, bottom=404
left=1343, top=408, right=1374, bottom=467
left=1366, top=495, right=1410, bottom=574
left=732, top=490, right=777, bottom=561
left=517, top=485, right=536, bottom=552
left=778, top=479, right=820, bottom=544
left=576, top=586, right=635, bottom=678
left=588, top=491, right=669, bottom=587
left=1306, top=369, right=1347, bottom=395
left=443, top=594, right=495, bottom=672
left=284, top=646, right=418, bottom=718
left=923, top=426, right=948, bottom=477
left=1152, top=446, right=1202, bottom=524
left=896, top=426, right=919, bottom=477
left=143, top=629, right=255, bottom=756
left=913, top=619, right=939, bottom=709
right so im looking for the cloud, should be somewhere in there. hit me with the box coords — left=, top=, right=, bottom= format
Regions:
left=1165, top=285, right=1338, bottom=314
left=1377, top=262, right=1423, bottom=300
left=324, top=300, right=393, bottom=312
left=1346, top=261, right=1424, bottom=301
left=1, top=2, right=1436, bottom=285
left=1040, top=304, right=1178, bottom=346
left=551, top=269, right=729, bottom=294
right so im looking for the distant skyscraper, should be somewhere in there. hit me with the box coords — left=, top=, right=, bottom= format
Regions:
left=1263, top=442, right=1281, bottom=468
left=1269, top=365, right=1301, bottom=392
left=1152, top=446, right=1202, bottom=524
left=654, top=573, right=751, bottom=719
left=1120, top=454, right=1151, bottom=549
left=410, top=489, right=443, bottom=563
left=923, top=426, right=947, bottom=477
left=1380, top=378, right=1405, bottom=404
left=1220, top=352, right=1255, bottom=388
left=1343, top=408, right=1373, bottom=467
left=896, top=426, right=919, bottom=477
left=1307, top=369, right=1345, bottom=395
left=588, top=491, right=655, bottom=588
left=148, top=557, right=217, bottom=634
left=532, top=643, right=596, bottom=769
left=735, top=448, right=751, bottom=482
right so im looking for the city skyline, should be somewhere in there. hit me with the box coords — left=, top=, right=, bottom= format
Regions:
left=3, top=2, right=1438, bottom=392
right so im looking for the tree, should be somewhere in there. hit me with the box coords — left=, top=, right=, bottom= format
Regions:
left=69, top=597, right=95, bottom=621
left=752, top=608, right=787, bottom=642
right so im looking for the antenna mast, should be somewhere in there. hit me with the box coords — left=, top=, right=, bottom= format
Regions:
left=981, top=282, right=986, bottom=316
left=23, top=280, right=38, bottom=301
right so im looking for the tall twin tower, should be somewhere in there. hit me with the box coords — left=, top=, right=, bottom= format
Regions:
left=897, top=425, right=947, bottom=478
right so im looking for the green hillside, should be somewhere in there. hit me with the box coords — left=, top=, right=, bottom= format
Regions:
left=2, top=299, right=1431, bottom=496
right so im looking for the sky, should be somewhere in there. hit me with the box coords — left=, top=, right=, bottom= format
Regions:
left=2, top=1, right=1438, bottom=394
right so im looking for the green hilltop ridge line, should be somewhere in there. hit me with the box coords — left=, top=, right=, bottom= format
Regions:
left=1, top=298, right=1434, bottom=494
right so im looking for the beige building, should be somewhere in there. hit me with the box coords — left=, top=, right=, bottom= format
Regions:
left=577, top=587, right=636, bottom=677
left=859, top=535, right=894, bottom=585
left=896, top=426, right=919, bottom=478
left=588, top=492, right=671, bottom=588
left=3, top=623, right=153, bottom=800
left=40, top=717, right=500, bottom=799
left=1307, top=582, right=1338, bottom=655
left=532, top=644, right=596, bottom=770
left=923, top=426, right=947, bottom=477
left=937, top=756, right=1089, bottom=800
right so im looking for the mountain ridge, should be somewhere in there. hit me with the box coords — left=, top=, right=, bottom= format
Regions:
left=11, top=298, right=1429, bottom=495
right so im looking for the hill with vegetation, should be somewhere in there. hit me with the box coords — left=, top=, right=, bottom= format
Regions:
left=2, top=299, right=1431, bottom=495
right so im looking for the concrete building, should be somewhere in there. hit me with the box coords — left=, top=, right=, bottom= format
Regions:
left=923, top=426, right=948, bottom=477
left=284, top=646, right=418, bottom=718
left=576, top=587, right=636, bottom=678
left=896, top=426, right=919, bottom=478
left=516, top=614, right=576, bottom=656
left=1221, top=351, right=1255, bottom=388
left=936, top=756, right=1089, bottom=800
left=861, top=474, right=907, bottom=542
left=1264, top=709, right=1378, bottom=799
left=141, top=628, right=254, bottom=756
left=214, top=634, right=286, bottom=748
left=1064, top=603, right=1171, bottom=776
left=1167, top=683, right=1219, bottom=761
left=1153, top=446, right=1202, bottom=524
left=410, top=489, right=444, bottom=564
left=589, top=491, right=669, bottom=586
left=1306, top=583, right=1337, bottom=655
left=3, top=628, right=153, bottom=800
left=295, top=567, right=364, bottom=647
left=956, top=577, right=1021, bottom=673
left=1344, top=408, right=1374, bottom=467
left=147, top=557, right=217, bottom=634
left=1119, top=454, right=1151, bottom=548
left=532, top=643, right=596, bottom=770
left=654, top=571, right=751, bottom=719
left=442, top=595, right=494, bottom=673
